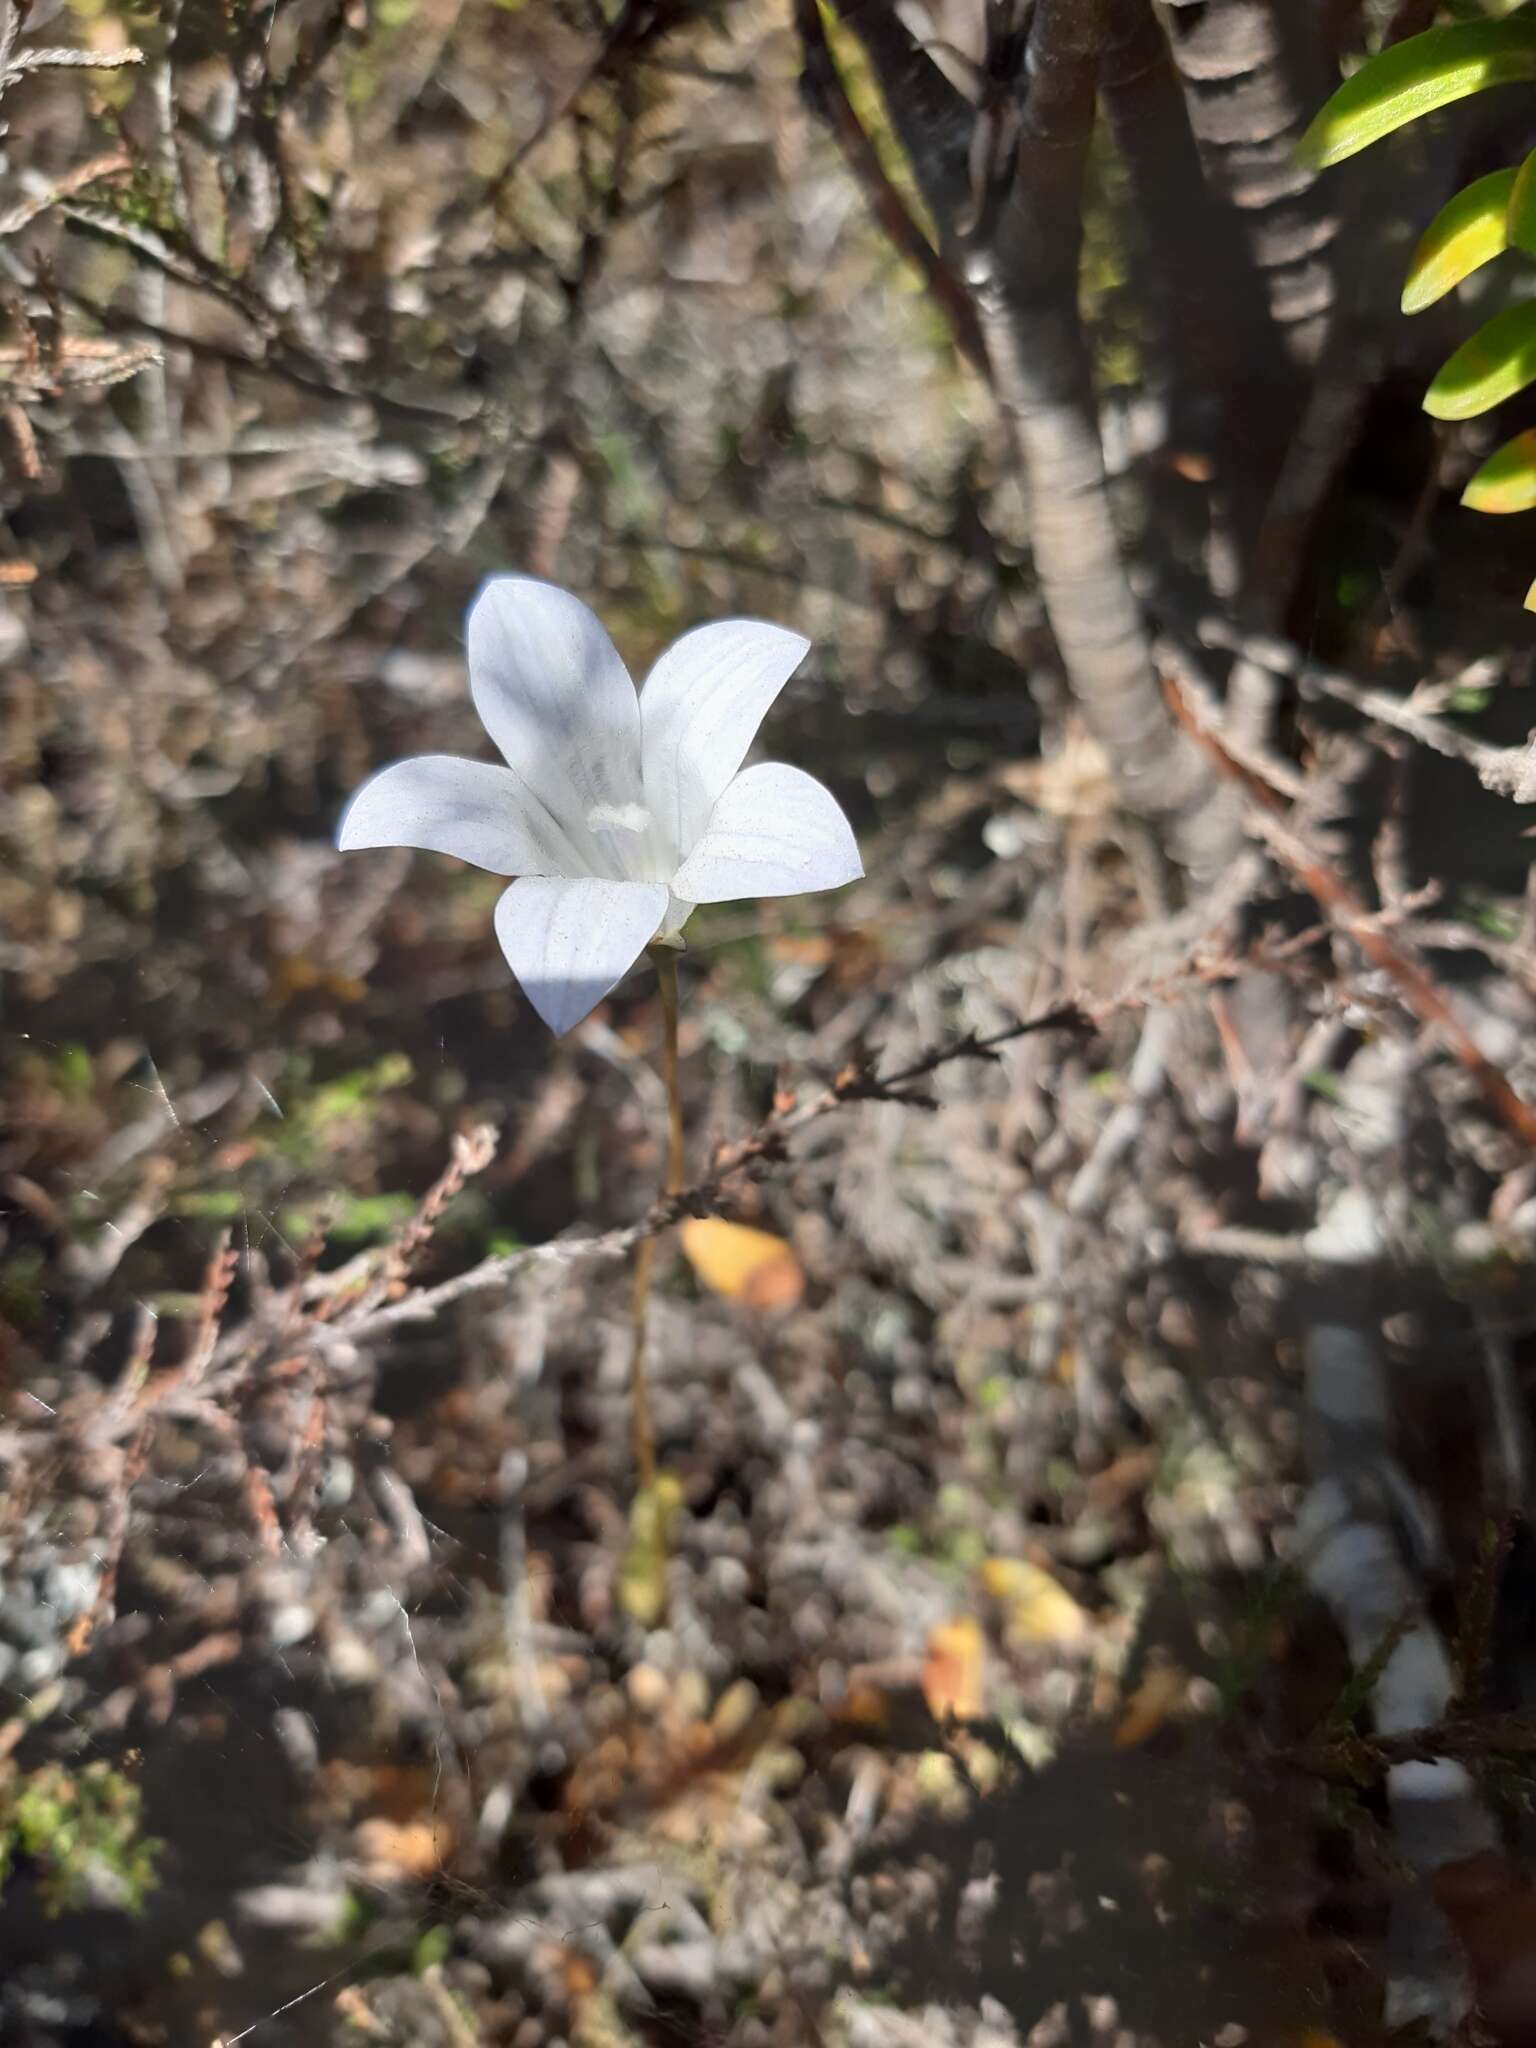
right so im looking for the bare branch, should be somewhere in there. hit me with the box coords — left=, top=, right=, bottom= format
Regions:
left=797, top=0, right=986, bottom=371
left=334, top=1003, right=1093, bottom=1338
left=1164, top=661, right=1536, bottom=1151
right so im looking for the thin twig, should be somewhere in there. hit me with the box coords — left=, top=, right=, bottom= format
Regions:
left=2, top=42, right=143, bottom=87
left=1164, top=664, right=1536, bottom=1150
left=795, top=0, right=986, bottom=371
left=0, top=151, right=132, bottom=240
left=336, top=1002, right=1092, bottom=1339
left=1194, top=619, right=1513, bottom=782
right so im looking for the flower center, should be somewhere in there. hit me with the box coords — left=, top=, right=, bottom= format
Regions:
left=585, top=799, right=674, bottom=883
left=587, top=801, right=652, bottom=836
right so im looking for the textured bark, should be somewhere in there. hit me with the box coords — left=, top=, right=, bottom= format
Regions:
left=1102, top=0, right=1292, bottom=788
left=976, top=0, right=1211, bottom=838
left=1159, top=0, right=1340, bottom=371
left=1100, top=0, right=1277, bottom=508
left=1144, top=3, right=1348, bottom=755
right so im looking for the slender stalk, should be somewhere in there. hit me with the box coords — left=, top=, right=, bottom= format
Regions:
left=628, top=944, right=683, bottom=1489
left=656, top=943, right=684, bottom=1195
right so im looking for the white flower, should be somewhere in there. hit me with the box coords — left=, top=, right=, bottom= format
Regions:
left=338, top=575, right=863, bottom=1034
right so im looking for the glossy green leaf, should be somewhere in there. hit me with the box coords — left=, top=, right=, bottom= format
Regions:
left=1297, top=18, right=1536, bottom=171
left=1424, top=300, right=1536, bottom=418
left=1462, top=428, right=1536, bottom=511
left=1510, top=148, right=1536, bottom=255
left=1402, top=167, right=1515, bottom=311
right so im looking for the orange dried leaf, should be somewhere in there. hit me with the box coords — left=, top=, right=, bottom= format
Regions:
left=1112, top=1660, right=1188, bottom=1748
left=679, top=1216, right=805, bottom=1309
left=837, top=1680, right=889, bottom=1729
left=921, top=1616, right=986, bottom=1723
left=352, top=1815, right=452, bottom=1879
left=769, top=933, right=833, bottom=967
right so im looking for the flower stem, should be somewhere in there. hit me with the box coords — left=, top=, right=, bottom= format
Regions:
left=629, top=944, right=683, bottom=1490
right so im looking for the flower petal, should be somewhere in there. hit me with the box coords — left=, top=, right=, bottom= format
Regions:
left=337, top=755, right=580, bottom=875
left=493, top=876, right=668, bottom=1036
left=670, top=762, right=862, bottom=905
left=467, top=577, right=644, bottom=867
left=639, top=620, right=810, bottom=861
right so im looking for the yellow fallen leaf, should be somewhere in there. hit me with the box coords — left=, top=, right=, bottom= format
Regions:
left=921, top=1616, right=986, bottom=1722
left=679, top=1216, right=805, bottom=1310
left=979, top=1557, right=1091, bottom=1646
left=617, top=1473, right=684, bottom=1627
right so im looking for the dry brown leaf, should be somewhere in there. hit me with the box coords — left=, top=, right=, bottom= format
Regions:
left=268, top=949, right=366, bottom=1004
left=840, top=1681, right=889, bottom=1729
left=679, top=1215, right=805, bottom=1309
left=921, top=1616, right=986, bottom=1722
left=997, top=720, right=1115, bottom=821
left=979, top=1556, right=1091, bottom=1646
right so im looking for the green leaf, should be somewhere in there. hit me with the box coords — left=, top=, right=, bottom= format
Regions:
left=173, top=1188, right=247, bottom=1219
left=1402, top=166, right=1515, bottom=311
left=1462, top=427, right=1536, bottom=510
left=1424, top=299, right=1536, bottom=418
left=52, top=1044, right=95, bottom=1100
left=412, top=1923, right=452, bottom=1973
left=1297, top=17, right=1536, bottom=170
left=1510, top=147, right=1536, bottom=255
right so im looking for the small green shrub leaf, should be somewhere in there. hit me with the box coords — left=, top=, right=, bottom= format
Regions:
left=1297, top=18, right=1536, bottom=171
left=1510, top=147, right=1536, bottom=256
left=1424, top=300, right=1536, bottom=418
left=1402, top=166, right=1516, bottom=310
left=1462, top=428, right=1536, bottom=510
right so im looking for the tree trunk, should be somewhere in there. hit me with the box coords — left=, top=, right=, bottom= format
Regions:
left=1100, top=0, right=1280, bottom=591
left=1159, top=0, right=1340, bottom=373
left=834, top=0, right=1221, bottom=870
